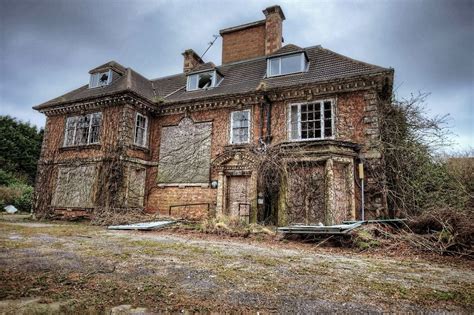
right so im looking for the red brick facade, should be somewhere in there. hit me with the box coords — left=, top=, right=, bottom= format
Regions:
left=34, top=5, right=394, bottom=224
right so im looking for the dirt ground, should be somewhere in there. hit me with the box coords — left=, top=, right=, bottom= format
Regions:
left=0, top=215, right=473, bottom=314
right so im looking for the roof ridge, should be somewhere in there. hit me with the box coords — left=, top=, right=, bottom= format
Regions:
left=151, top=72, right=184, bottom=82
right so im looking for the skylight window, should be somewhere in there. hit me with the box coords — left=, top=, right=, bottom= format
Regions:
left=89, top=70, right=112, bottom=88
left=267, top=52, right=307, bottom=77
left=186, top=70, right=221, bottom=91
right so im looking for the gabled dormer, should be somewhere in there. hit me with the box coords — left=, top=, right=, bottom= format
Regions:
left=88, top=61, right=126, bottom=89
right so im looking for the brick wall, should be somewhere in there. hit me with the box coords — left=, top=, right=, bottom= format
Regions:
left=221, top=24, right=266, bottom=64
left=147, top=186, right=216, bottom=219
left=146, top=105, right=258, bottom=214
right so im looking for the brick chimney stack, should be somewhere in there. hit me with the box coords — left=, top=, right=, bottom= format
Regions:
left=182, top=49, right=204, bottom=73
left=263, top=5, right=285, bottom=55
left=220, top=5, right=286, bottom=64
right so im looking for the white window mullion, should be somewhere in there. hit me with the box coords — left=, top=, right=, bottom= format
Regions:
left=72, top=118, right=77, bottom=145
left=298, top=104, right=301, bottom=139
left=144, top=116, right=148, bottom=147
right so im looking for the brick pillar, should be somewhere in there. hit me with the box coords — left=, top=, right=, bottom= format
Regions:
left=182, top=49, right=204, bottom=73
left=216, top=171, right=225, bottom=216
left=325, top=158, right=335, bottom=225
left=263, top=5, right=285, bottom=55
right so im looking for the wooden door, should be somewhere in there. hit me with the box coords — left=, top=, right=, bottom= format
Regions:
left=226, top=176, right=250, bottom=220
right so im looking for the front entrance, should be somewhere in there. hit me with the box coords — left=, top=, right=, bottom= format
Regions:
left=226, top=175, right=250, bottom=222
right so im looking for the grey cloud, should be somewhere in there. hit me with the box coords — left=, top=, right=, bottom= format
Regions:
left=0, top=0, right=472, bottom=149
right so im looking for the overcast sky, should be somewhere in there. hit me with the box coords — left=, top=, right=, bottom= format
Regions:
left=0, top=0, right=472, bottom=150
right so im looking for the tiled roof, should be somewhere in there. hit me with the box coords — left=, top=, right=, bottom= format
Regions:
left=34, top=45, right=391, bottom=110
left=89, top=60, right=127, bottom=74
left=34, top=64, right=154, bottom=109
left=189, top=62, right=216, bottom=73
left=268, top=44, right=303, bottom=56
left=153, top=45, right=391, bottom=103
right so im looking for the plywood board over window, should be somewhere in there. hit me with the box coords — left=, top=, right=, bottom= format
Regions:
left=126, top=166, right=146, bottom=207
left=53, top=164, right=97, bottom=208
left=158, top=117, right=212, bottom=184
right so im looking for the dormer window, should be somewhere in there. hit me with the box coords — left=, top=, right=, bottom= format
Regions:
left=186, top=70, right=221, bottom=91
left=267, top=52, right=307, bottom=77
left=89, top=69, right=112, bottom=88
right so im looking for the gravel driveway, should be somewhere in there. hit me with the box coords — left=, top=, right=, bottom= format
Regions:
left=0, top=217, right=472, bottom=314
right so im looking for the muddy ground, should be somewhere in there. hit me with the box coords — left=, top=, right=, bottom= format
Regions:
left=0, top=215, right=472, bottom=314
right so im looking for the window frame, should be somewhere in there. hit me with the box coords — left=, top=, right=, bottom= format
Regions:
left=267, top=52, right=308, bottom=77
left=134, top=112, right=148, bottom=148
left=63, top=112, right=102, bottom=147
left=186, top=70, right=221, bottom=91
left=89, top=69, right=112, bottom=88
left=287, top=99, right=335, bottom=141
left=229, top=109, right=251, bottom=145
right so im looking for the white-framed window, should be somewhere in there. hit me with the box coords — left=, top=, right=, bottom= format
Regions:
left=89, top=70, right=112, bottom=88
left=64, top=112, right=102, bottom=147
left=288, top=100, right=334, bottom=141
left=230, top=110, right=251, bottom=144
left=134, top=113, right=148, bottom=147
left=267, top=52, right=308, bottom=77
left=186, top=70, right=222, bottom=91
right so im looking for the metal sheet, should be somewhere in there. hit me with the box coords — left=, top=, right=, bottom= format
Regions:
left=108, top=221, right=176, bottom=231
left=278, top=222, right=363, bottom=235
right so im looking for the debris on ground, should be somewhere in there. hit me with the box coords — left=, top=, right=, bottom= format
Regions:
left=3, top=205, right=17, bottom=214
left=108, top=221, right=176, bottom=231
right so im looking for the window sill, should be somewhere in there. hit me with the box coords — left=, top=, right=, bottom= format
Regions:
left=226, top=143, right=251, bottom=149
left=158, top=183, right=209, bottom=188
left=59, top=144, right=101, bottom=151
left=130, top=144, right=150, bottom=153
left=288, top=137, right=335, bottom=142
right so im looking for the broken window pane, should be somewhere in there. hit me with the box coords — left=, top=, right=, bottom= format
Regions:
left=89, top=70, right=111, bottom=88
left=198, top=72, right=213, bottom=89
left=63, top=112, right=101, bottom=147
left=186, top=71, right=218, bottom=91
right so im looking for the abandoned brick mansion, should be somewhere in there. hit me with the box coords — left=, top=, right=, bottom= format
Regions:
left=33, top=5, right=394, bottom=225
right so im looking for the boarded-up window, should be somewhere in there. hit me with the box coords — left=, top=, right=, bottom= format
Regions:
left=126, top=166, right=146, bottom=207
left=287, top=162, right=326, bottom=225
left=53, top=165, right=97, bottom=207
left=158, top=118, right=212, bottom=184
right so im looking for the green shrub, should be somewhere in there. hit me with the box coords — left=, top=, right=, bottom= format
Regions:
left=0, top=184, right=33, bottom=212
